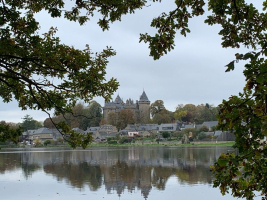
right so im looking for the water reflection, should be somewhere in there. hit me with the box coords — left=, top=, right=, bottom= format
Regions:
left=0, top=146, right=234, bottom=199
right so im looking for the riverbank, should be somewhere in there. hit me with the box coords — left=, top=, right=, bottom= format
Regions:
left=88, top=141, right=235, bottom=147
left=1, top=141, right=235, bottom=148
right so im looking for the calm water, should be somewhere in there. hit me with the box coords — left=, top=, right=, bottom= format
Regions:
left=0, top=146, right=260, bottom=200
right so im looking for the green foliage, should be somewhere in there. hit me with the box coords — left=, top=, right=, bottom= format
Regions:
left=171, top=131, right=183, bottom=140
left=150, top=100, right=166, bottom=117
left=174, top=110, right=187, bottom=121
left=107, top=140, right=117, bottom=145
left=45, top=101, right=103, bottom=130
left=107, top=111, right=117, bottom=127
left=56, top=121, right=93, bottom=149
left=34, top=139, right=43, bottom=147
left=180, top=128, right=196, bottom=138
left=161, top=131, right=170, bottom=139
left=201, top=0, right=267, bottom=198
left=1, top=0, right=122, bottom=147
left=210, top=126, right=217, bottom=132
left=116, top=109, right=135, bottom=131
left=0, top=121, right=22, bottom=147
left=50, top=140, right=56, bottom=145
left=115, top=133, right=120, bottom=141
left=2, top=1, right=267, bottom=198
left=152, top=111, right=172, bottom=125
left=119, top=136, right=129, bottom=144
left=150, top=100, right=172, bottom=124
left=43, top=140, right=51, bottom=146
left=107, top=137, right=116, bottom=142
left=86, top=101, right=103, bottom=127
left=21, top=115, right=42, bottom=131
left=182, top=128, right=196, bottom=134
left=174, top=103, right=218, bottom=123
left=198, top=132, right=207, bottom=140
left=107, top=109, right=135, bottom=130
left=56, top=138, right=64, bottom=144
left=198, top=126, right=209, bottom=133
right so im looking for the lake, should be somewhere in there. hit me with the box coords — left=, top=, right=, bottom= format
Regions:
left=0, top=146, right=260, bottom=200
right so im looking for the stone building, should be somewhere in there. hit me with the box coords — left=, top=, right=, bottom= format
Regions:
left=103, top=91, right=150, bottom=123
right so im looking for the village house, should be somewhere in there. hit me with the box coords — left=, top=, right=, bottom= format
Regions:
left=201, top=121, right=218, bottom=131
left=72, top=127, right=85, bottom=134
left=21, top=129, right=35, bottom=143
left=137, top=124, right=159, bottom=135
left=84, top=126, right=100, bottom=136
left=21, top=128, right=63, bottom=144
left=128, top=131, right=140, bottom=138
left=30, top=128, right=53, bottom=142
left=138, top=130, right=151, bottom=137
left=158, top=123, right=178, bottom=133
left=94, top=124, right=117, bottom=141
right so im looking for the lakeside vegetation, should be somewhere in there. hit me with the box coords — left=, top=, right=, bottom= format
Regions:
left=1, top=141, right=235, bottom=149
left=88, top=141, right=235, bottom=147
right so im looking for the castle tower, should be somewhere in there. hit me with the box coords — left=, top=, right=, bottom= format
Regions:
left=138, top=90, right=150, bottom=123
left=102, top=91, right=150, bottom=123
left=103, top=94, right=124, bottom=121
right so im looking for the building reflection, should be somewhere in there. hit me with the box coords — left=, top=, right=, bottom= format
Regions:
left=0, top=146, right=234, bottom=199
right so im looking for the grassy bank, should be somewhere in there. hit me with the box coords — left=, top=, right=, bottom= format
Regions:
left=1, top=141, right=235, bottom=149
left=88, top=141, right=235, bottom=147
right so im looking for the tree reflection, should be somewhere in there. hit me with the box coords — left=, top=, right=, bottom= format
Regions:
left=44, top=162, right=102, bottom=191
left=152, top=166, right=174, bottom=190
left=21, top=163, right=41, bottom=179
left=175, top=164, right=212, bottom=185
left=0, top=146, right=231, bottom=199
left=0, top=153, right=21, bottom=173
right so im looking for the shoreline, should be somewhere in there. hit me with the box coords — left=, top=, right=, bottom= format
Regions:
left=88, top=141, right=235, bottom=147
left=1, top=141, right=235, bottom=149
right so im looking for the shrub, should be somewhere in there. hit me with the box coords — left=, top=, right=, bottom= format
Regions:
left=199, top=126, right=209, bottom=132
left=119, top=137, right=129, bottom=144
left=198, top=132, right=207, bottom=140
left=35, top=142, right=44, bottom=147
left=172, top=131, right=184, bottom=140
left=107, top=140, right=117, bottom=144
left=33, top=139, right=43, bottom=147
left=161, top=131, right=170, bottom=139
left=44, top=140, right=51, bottom=146
left=107, top=137, right=116, bottom=142
left=56, top=138, right=64, bottom=144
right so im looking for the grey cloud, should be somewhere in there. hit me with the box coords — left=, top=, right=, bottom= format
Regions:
left=2, top=1, right=248, bottom=122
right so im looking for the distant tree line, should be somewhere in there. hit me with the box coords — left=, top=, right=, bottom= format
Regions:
left=150, top=100, right=218, bottom=125
left=3, top=100, right=218, bottom=132
left=44, top=101, right=102, bottom=130
left=1, top=114, right=42, bottom=132
left=104, top=100, right=219, bottom=130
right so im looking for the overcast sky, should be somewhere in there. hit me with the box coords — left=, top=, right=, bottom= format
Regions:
left=1, top=1, right=254, bottom=123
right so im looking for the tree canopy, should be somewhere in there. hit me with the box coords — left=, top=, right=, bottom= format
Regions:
left=0, top=0, right=125, bottom=147
left=150, top=100, right=172, bottom=124
left=150, top=100, right=166, bottom=117
left=1, top=1, right=267, bottom=197
left=21, top=114, right=42, bottom=131
left=174, top=103, right=218, bottom=124
left=44, top=101, right=103, bottom=130
left=108, top=109, right=135, bottom=131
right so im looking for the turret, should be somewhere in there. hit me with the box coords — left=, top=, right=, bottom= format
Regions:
left=138, top=90, right=150, bottom=123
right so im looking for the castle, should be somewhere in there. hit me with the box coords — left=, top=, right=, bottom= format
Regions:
left=103, top=91, right=150, bottom=123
